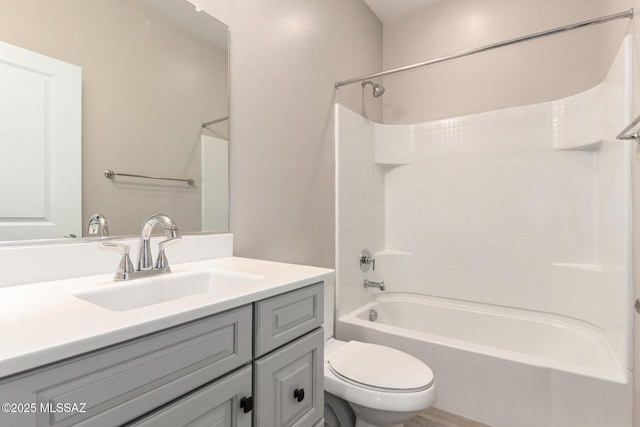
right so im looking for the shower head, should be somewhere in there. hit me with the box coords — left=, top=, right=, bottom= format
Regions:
left=361, top=80, right=385, bottom=97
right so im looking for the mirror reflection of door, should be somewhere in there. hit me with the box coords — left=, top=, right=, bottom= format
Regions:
left=0, top=0, right=229, bottom=242
left=0, top=41, right=81, bottom=240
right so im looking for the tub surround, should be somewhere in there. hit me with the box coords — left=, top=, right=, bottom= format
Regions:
left=0, top=233, right=334, bottom=379
left=340, top=293, right=625, bottom=382
left=337, top=293, right=632, bottom=427
left=335, top=34, right=633, bottom=427
left=336, top=37, right=632, bottom=361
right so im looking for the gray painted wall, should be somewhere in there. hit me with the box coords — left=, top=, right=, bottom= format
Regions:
left=190, top=0, right=383, bottom=268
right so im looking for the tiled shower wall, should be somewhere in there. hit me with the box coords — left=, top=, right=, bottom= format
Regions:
left=336, top=36, right=632, bottom=370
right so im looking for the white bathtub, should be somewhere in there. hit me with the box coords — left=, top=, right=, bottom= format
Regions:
left=336, top=293, right=631, bottom=427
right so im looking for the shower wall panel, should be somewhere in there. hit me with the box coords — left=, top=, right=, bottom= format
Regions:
left=372, top=36, right=632, bottom=370
left=335, top=104, right=378, bottom=316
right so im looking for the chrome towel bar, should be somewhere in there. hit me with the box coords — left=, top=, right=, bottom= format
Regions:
left=104, top=169, right=195, bottom=186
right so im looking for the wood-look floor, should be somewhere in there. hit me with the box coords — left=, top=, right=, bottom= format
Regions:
left=406, top=407, right=492, bottom=427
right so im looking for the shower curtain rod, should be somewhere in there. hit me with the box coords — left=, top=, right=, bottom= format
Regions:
left=335, top=8, right=634, bottom=88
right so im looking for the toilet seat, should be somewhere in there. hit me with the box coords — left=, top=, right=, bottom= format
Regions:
left=324, top=338, right=436, bottom=414
left=327, top=340, right=434, bottom=392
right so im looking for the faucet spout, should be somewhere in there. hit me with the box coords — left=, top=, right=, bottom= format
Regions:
left=137, top=214, right=180, bottom=271
left=87, top=213, right=109, bottom=237
left=364, top=279, right=385, bottom=291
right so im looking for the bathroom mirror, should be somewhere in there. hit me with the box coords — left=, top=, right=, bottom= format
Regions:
left=0, top=0, right=229, bottom=243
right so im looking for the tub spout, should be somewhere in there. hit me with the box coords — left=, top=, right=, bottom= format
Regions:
left=364, top=279, right=385, bottom=291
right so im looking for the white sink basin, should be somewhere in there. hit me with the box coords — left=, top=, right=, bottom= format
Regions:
left=73, top=269, right=264, bottom=311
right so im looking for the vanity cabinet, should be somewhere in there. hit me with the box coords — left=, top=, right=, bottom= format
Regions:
left=253, top=282, right=324, bottom=427
left=128, top=365, right=253, bottom=427
left=254, top=282, right=323, bottom=357
left=0, top=305, right=253, bottom=427
left=254, top=328, right=323, bottom=427
left=0, top=282, right=324, bottom=427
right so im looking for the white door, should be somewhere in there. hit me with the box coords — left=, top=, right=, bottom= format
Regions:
left=0, top=40, right=81, bottom=241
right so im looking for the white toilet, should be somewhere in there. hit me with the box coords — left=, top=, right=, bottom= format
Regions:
left=322, top=280, right=435, bottom=426
left=324, top=337, right=436, bottom=427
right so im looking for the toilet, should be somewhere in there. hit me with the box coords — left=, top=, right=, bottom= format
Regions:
left=324, top=338, right=436, bottom=427
left=322, top=281, right=435, bottom=427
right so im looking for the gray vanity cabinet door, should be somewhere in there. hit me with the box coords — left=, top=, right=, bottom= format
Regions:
left=127, top=365, right=253, bottom=427
left=254, top=282, right=323, bottom=357
left=254, top=328, right=324, bottom=427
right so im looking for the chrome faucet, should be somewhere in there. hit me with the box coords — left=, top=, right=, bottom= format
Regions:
left=103, top=213, right=181, bottom=281
left=364, top=279, right=385, bottom=291
left=87, top=213, right=109, bottom=237
left=137, top=213, right=181, bottom=271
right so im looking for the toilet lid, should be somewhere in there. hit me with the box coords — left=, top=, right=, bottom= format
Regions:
left=327, top=341, right=434, bottom=392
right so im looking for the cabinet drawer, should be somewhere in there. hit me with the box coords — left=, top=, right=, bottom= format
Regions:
left=0, top=305, right=252, bottom=427
left=254, top=328, right=324, bottom=427
left=254, top=282, right=323, bottom=357
left=127, top=365, right=253, bottom=427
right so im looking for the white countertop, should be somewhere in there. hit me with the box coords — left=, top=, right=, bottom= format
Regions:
left=0, top=256, right=333, bottom=378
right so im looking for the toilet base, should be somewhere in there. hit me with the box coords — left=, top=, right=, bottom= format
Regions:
left=350, top=402, right=422, bottom=427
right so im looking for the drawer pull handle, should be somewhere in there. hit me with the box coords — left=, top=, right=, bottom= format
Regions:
left=240, top=396, right=254, bottom=413
left=294, top=388, right=305, bottom=403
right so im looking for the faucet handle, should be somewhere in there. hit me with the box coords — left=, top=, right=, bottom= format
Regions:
left=155, top=236, right=182, bottom=270
left=102, top=242, right=135, bottom=281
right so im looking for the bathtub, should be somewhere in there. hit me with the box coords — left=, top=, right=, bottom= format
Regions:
left=336, top=293, right=631, bottom=427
